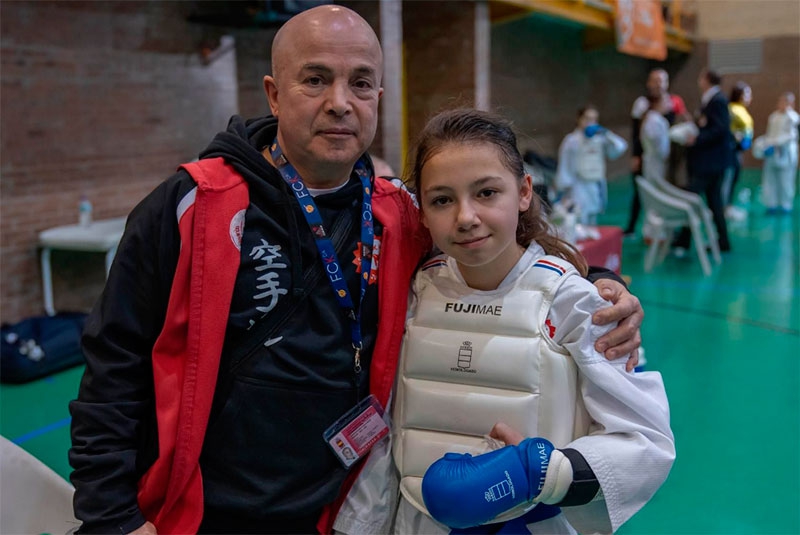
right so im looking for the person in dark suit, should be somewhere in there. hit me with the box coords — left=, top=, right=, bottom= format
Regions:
left=678, top=69, right=733, bottom=253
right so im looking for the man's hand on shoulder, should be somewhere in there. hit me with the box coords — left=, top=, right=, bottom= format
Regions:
left=591, top=278, right=643, bottom=372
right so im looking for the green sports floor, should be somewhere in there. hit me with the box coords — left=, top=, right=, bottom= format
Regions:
left=1, top=170, right=798, bottom=534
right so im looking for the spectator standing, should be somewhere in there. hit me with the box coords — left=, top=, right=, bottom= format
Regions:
left=679, top=69, right=733, bottom=253
left=757, top=92, right=799, bottom=214
left=724, top=82, right=754, bottom=219
left=625, top=69, right=687, bottom=236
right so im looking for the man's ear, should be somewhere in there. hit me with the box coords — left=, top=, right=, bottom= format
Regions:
left=264, top=75, right=279, bottom=117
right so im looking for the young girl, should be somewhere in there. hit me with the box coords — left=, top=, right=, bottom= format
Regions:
left=556, top=106, right=628, bottom=225
left=392, top=109, right=674, bottom=534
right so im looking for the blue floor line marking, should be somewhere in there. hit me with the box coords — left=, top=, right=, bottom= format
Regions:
left=12, top=416, right=72, bottom=445
left=641, top=299, right=800, bottom=336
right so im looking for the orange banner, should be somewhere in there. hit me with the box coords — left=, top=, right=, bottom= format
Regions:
left=614, top=0, right=667, bottom=60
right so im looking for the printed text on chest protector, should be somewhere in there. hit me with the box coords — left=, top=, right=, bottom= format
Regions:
left=444, top=303, right=502, bottom=316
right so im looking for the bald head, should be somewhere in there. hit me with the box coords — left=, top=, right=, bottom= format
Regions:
left=271, top=5, right=383, bottom=82
left=262, top=4, right=384, bottom=188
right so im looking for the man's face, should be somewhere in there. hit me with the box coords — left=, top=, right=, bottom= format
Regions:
left=264, top=18, right=383, bottom=184
left=646, top=70, right=668, bottom=97
left=697, top=72, right=709, bottom=92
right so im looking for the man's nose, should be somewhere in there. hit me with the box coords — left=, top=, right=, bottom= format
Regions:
left=325, top=81, right=352, bottom=117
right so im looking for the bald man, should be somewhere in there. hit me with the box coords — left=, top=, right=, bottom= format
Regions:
left=69, top=6, right=645, bottom=534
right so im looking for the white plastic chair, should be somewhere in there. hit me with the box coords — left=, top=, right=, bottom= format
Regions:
left=636, top=177, right=713, bottom=275
left=644, top=174, right=722, bottom=265
left=0, top=435, right=78, bottom=535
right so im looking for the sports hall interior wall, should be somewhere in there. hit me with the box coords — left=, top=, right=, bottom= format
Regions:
left=1, top=0, right=798, bottom=323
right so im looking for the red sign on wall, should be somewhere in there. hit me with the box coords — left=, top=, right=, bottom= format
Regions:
left=615, top=0, right=667, bottom=60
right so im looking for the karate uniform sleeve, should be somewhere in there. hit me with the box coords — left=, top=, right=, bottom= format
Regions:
left=630, top=97, right=649, bottom=159
left=602, top=130, right=629, bottom=160
left=547, top=275, right=675, bottom=534
left=768, top=111, right=800, bottom=148
left=630, top=96, right=649, bottom=120
left=556, top=134, right=579, bottom=190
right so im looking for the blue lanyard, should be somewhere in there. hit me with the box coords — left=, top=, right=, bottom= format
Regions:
left=269, top=139, right=374, bottom=374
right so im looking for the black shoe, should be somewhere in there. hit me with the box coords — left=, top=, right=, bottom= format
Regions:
left=719, top=242, right=731, bottom=252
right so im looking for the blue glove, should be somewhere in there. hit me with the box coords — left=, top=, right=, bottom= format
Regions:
left=421, top=438, right=555, bottom=529
left=764, top=145, right=775, bottom=157
left=584, top=124, right=606, bottom=138
left=740, top=135, right=752, bottom=151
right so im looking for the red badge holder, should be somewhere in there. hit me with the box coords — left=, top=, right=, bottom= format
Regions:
left=324, top=394, right=390, bottom=468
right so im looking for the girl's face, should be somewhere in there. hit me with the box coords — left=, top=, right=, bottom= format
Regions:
left=419, top=142, right=532, bottom=290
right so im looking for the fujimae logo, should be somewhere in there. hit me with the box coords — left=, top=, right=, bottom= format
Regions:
left=444, top=302, right=502, bottom=316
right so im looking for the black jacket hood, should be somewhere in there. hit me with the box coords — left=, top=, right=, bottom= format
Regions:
left=197, top=115, right=283, bottom=191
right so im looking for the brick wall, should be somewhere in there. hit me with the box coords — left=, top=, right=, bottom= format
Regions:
left=3, top=1, right=797, bottom=323
left=1, top=1, right=239, bottom=322
left=689, top=0, right=800, bottom=40
left=403, top=1, right=477, bottom=159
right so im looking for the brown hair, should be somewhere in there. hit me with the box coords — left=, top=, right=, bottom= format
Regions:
left=409, top=108, right=588, bottom=277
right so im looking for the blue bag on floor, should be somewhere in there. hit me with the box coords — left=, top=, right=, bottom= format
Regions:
left=1, top=312, right=87, bottom=383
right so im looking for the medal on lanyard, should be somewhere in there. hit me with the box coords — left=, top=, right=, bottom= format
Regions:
left=269, top=139, right=387, bottom=468
left=269, top=139, right=374, bottom=374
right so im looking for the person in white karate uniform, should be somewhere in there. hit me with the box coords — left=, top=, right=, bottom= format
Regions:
left=756, top=92, right=799, bottom=214
left=381, top=109, right=672, bottom=535
left=556, top=106, right=628, bottom=225
left=641, top=94, right=672, bottom=184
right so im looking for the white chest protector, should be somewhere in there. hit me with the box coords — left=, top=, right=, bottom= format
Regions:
left=576, top=136, right=607, bottom=182
left=393, top=254, right=592, bottom=518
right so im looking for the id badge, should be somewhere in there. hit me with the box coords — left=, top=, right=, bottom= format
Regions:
left=324, top=394, right=390, bottom=468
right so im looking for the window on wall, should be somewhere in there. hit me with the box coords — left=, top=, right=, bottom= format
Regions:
left=709, top=39, right=762, bottom=74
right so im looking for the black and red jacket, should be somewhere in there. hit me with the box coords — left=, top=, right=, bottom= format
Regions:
left=69, top=116, right=430, bottom=533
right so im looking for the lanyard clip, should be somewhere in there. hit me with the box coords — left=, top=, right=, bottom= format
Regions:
left=353, top=343, right=362, bottom=374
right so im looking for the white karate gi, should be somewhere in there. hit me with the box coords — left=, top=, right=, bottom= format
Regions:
left=333, top=244, right=674, bottom=535
left=641, top=111, right=671, bottom=183
left=761, top=108, right=799, bottom=211
left=556, top=129, right=628, bottom=225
